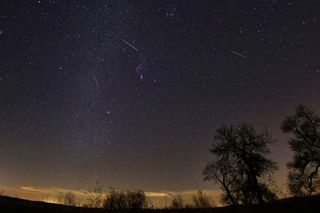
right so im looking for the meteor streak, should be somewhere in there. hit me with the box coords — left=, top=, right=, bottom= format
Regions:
left=230, top=50, right=248, bottom=59
left=121, top=38, right=139, bottom=52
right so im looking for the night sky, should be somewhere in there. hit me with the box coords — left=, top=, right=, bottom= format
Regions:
left=1, top=0, right=320, bottom=201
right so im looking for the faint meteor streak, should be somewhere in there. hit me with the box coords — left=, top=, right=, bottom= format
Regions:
left=92, top=76, right=100, bottom=87
left=119, top=37, right=145, bottom=80
left=230, top=50, right=248, bottom=59
left=121, top=38, right=139, bottom=52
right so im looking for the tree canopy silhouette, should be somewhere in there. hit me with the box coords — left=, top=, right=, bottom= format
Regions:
left=103, top=188, right=147, bottom=209
left=281, top=105, right=320, bottom=196
left=204, top=124, right=277, bottom=206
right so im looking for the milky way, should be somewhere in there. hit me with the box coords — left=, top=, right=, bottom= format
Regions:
left=0, top=0, right=320, bottom=195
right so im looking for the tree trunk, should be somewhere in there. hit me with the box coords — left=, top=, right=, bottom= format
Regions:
left=223, top=184, right=237, bottom=206
left=252, top=174, right=264, bottom=205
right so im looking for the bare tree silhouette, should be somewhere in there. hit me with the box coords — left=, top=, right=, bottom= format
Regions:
left=103, top=188, right=127, bottom=209
left=170, top=195, right=183, bottom=209
left=204, top=124, right=277, bottom=206
left=192, top=190, right=212, bottom=208
left=103, top=188, right=147, bottom=209
left=84, top=182, right=104, bottom=208
left=204, top=157, right=239, bottom=206
left=126, top=190, right=147, bottom=209
left=57, top=192, right=77, bottom=206
left=281, top=105, right=320, bottom=196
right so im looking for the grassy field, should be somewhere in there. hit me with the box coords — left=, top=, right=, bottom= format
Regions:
left=1, top=195, right=320, bottom=213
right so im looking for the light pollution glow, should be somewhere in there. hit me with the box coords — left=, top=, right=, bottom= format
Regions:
left=0, top=185, right=223, bottom=208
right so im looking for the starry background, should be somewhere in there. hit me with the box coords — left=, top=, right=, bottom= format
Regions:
left=0, top=0, right=320, bottom=196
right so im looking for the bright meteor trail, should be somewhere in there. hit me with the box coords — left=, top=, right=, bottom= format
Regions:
left=121, top=38, right=139, bottom=52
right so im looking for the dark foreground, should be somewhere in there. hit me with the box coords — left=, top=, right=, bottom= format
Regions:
left=1, top=195, right=320, bottom=213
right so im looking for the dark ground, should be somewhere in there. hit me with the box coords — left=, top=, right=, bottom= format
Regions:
left=1, top=195, right=320, bottom=213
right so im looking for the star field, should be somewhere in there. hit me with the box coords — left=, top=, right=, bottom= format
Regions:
left=0, top=0, right=320, bottom=195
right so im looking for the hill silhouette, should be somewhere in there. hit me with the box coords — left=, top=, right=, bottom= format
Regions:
left=1, top=195, right=320, bottom=213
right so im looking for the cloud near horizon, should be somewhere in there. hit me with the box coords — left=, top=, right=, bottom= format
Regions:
left=19, top=185, right=221, bottom=196
left=3, top=185, right=221, bottom=207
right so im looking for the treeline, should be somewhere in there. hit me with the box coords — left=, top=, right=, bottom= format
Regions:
left=204, top=105, right=320, bottom=206
left=57, top=186, right=147, bottom=209
left=56, top=187, right=214, bottom=209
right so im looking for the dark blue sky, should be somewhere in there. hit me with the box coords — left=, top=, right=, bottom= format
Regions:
left=0, top=0, right=320, bottom=194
